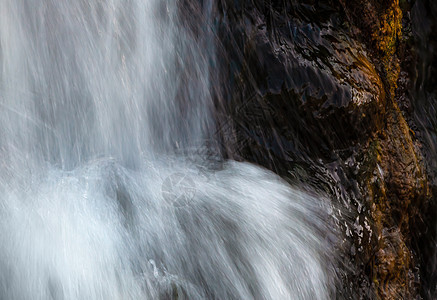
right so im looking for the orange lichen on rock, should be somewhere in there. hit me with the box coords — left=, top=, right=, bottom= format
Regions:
left=339, top=0, right=403, bottom=98
left=340, top=0, right=430, bottom=299
left=365, top=105, right=429, bottom=298
left=372, top=1, right=402, bottom=56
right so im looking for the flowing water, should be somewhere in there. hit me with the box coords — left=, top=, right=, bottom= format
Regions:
left=0, top=1, right=339, bottom=299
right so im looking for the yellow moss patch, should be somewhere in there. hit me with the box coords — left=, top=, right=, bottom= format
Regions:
left=372, top=1, right=402, bottom=57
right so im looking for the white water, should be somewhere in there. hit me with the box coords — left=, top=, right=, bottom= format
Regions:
left=0, top=1, right=339, bottom=299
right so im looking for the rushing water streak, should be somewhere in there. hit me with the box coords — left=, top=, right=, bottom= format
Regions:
left=0, top=1, right=339, bottom=299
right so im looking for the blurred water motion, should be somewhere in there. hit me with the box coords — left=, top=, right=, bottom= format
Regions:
left=0, top=1, right=339, bottom=299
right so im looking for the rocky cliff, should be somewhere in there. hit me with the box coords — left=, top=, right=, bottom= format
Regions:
left=207, top=0, right=436, bottom=298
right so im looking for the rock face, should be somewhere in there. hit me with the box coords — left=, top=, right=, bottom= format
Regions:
left=409, top=1, right=437, bottom=298
left=339, top=1, right=430, bottom=298
left=211, top=0, right=434, bottom=298
left=215, top=0, right=384, bottom=170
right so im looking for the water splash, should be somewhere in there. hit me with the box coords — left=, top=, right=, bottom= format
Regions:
left=0, top=0, right=339, bottom=299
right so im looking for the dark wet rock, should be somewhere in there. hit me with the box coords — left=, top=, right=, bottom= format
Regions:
left=339, top=0, right=402, bottom=57
left=409, top=0, right=437, bottom=298
left=341, top=1, right=431, bottom=298
left=215, top=0, right=384, bottom=172
left=211, top=0, right=433, bottom=298
left=360, top=105, right=429, bottom=299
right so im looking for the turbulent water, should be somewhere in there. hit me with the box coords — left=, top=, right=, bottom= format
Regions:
left=0, top=1, right=339, bottom=299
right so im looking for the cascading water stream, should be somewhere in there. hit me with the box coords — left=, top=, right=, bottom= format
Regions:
left=0, top=1, right=339, bottom=299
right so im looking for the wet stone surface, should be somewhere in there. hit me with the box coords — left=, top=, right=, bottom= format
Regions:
left=210, top=0, right=435, bottom=298
left=215, top=0, right=384, bottom=169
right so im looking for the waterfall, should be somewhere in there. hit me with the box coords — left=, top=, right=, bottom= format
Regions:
left=0, top=1, right=339, bottom=299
